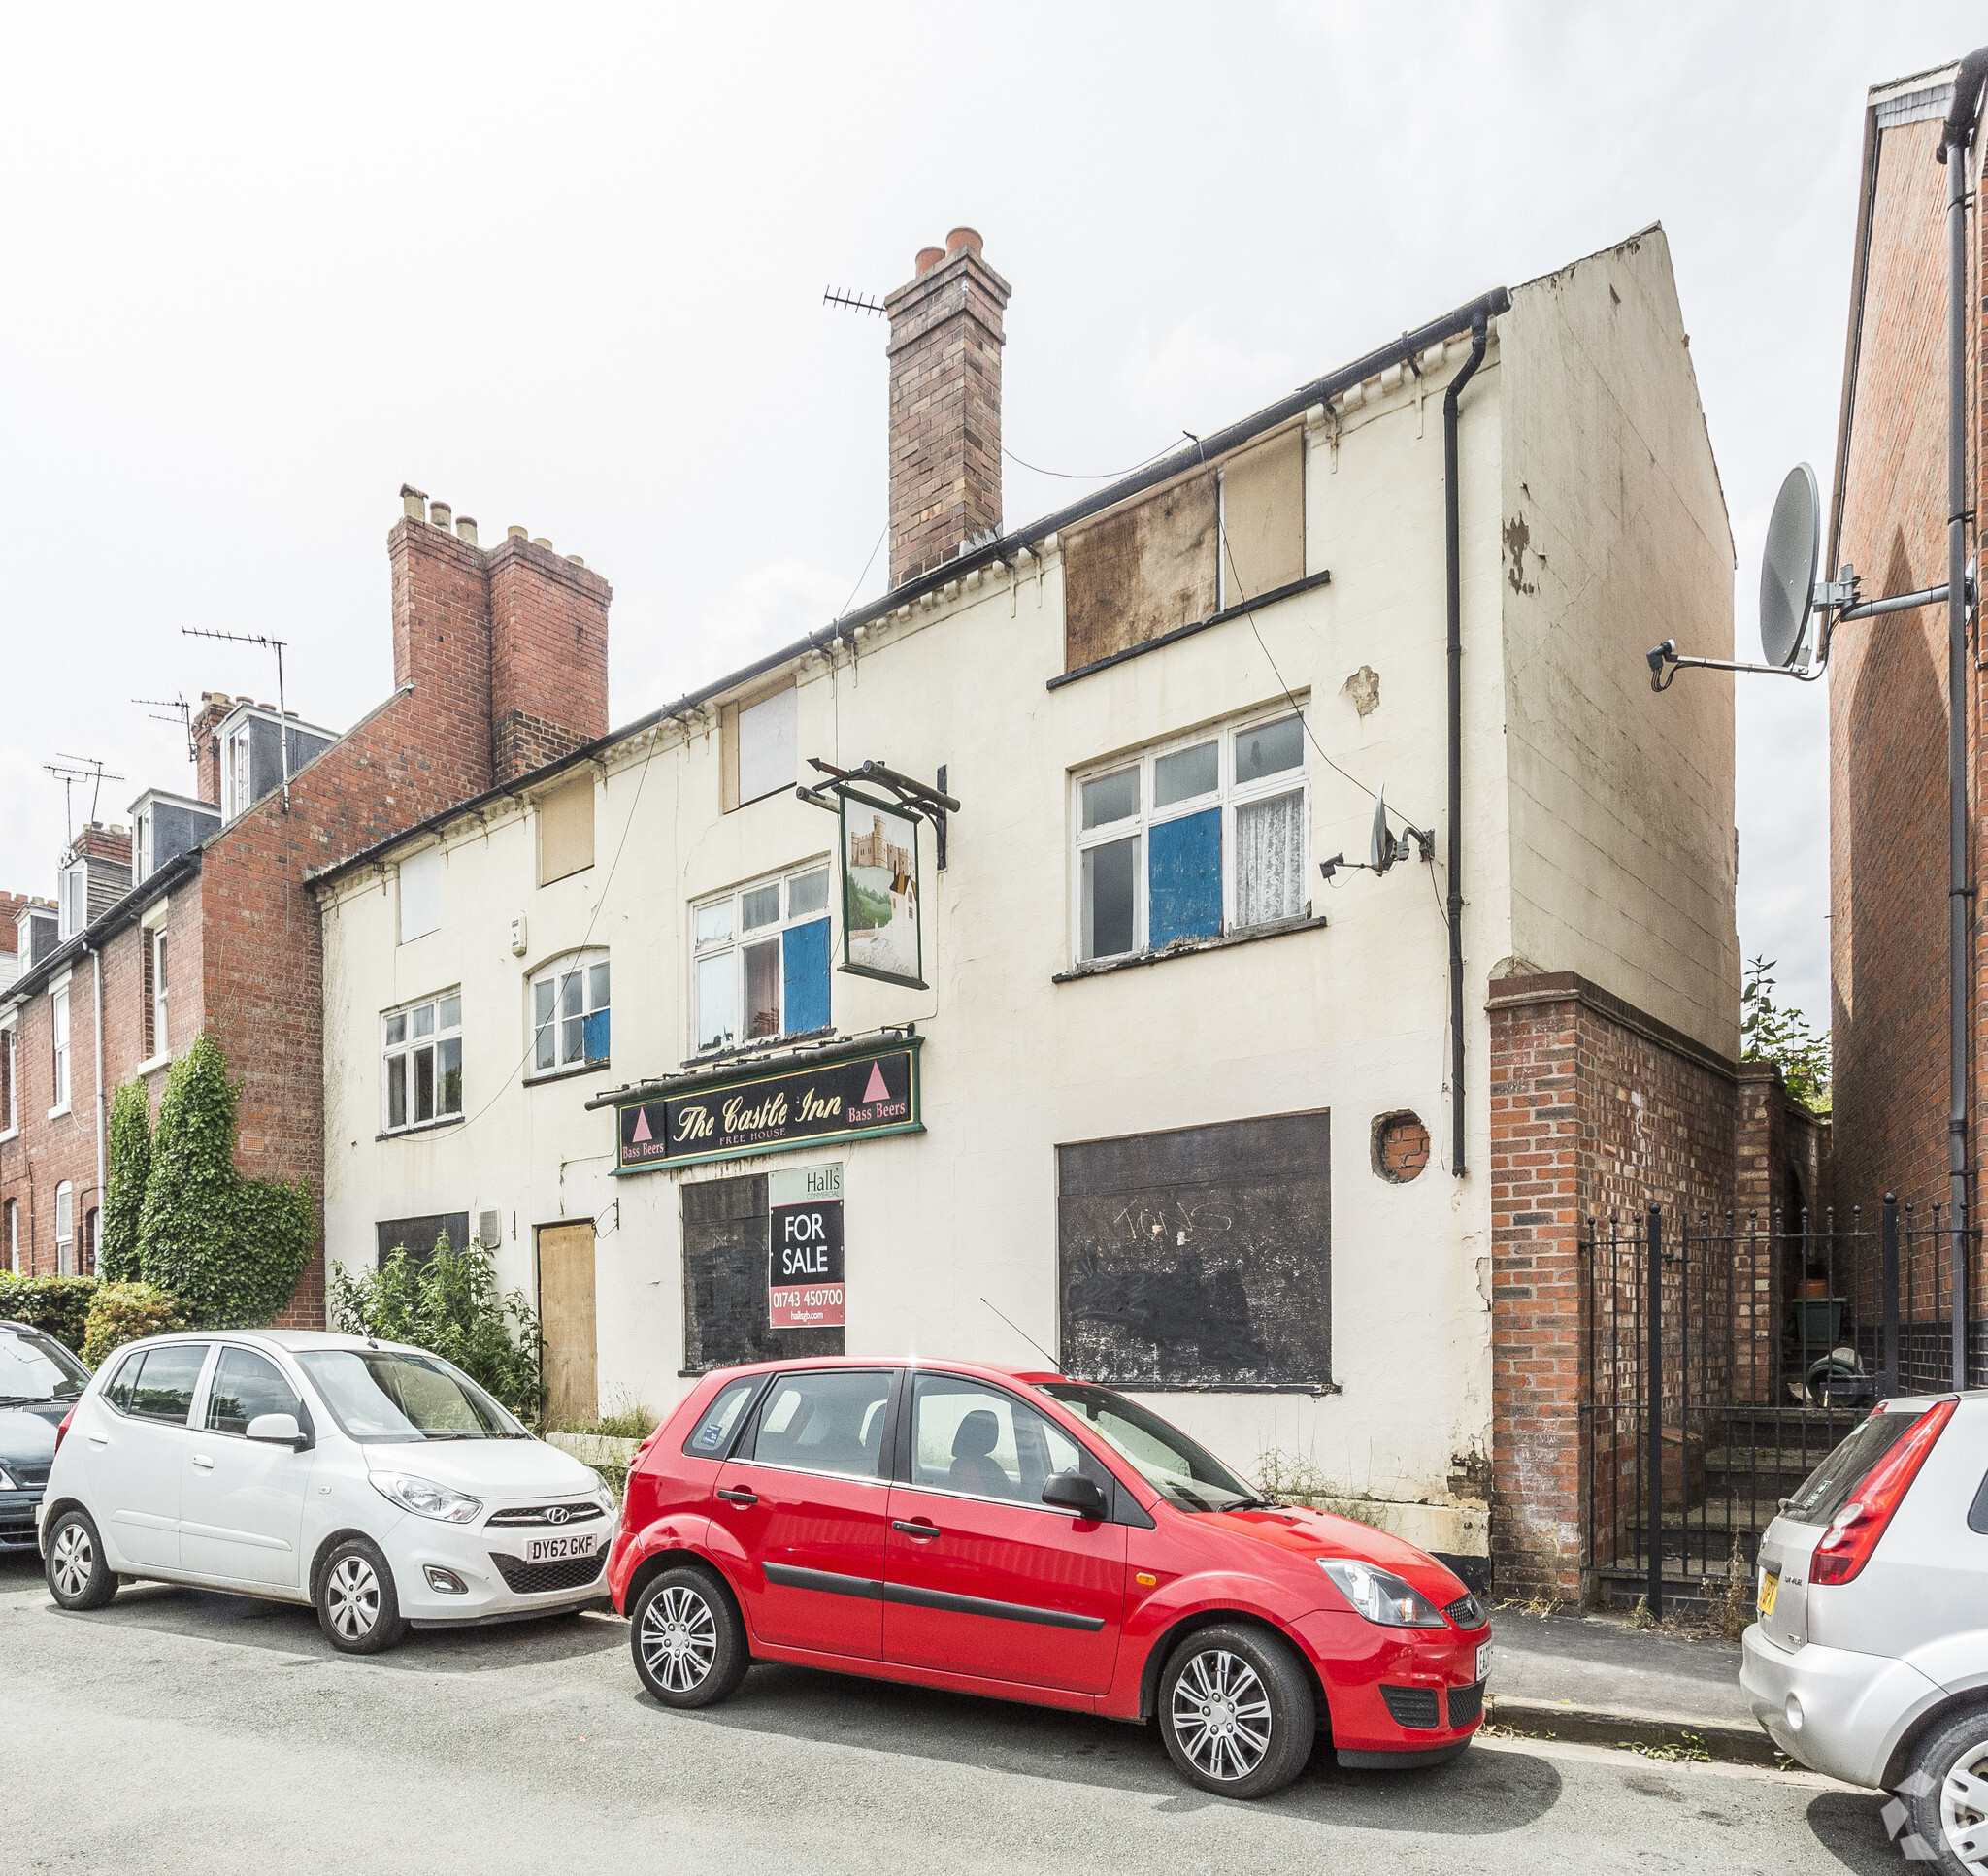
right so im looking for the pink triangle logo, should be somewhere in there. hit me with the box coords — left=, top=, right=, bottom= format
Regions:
left=863, top=1063, right=890, bottom=1105
left=631, top=1108, right=652, bottom=1144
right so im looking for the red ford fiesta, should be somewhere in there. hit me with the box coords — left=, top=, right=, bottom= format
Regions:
left=607, top=1358, right=1489, bottom=1798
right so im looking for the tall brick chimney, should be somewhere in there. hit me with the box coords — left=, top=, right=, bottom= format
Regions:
left=388, top=488, right=611, bottom=791
left=191, top=692, right=235, bottom=805
left=885, top=227, right=1011, bottom=588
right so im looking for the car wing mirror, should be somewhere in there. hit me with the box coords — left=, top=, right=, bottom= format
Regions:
left=1042, top=1472, right=1109, bottom=1521
left=246, top=1412, right=308, bottom=1450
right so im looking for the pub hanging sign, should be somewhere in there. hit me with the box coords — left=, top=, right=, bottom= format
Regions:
left=613, top=1036, right=923, bottom=1173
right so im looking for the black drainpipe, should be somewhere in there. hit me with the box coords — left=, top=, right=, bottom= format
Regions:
left=1444, top=309, right=1494, bottom=1178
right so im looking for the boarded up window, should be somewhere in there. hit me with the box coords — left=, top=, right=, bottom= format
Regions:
left=399, top=846, right=441, bottom=940
left=376, top=1211, right=470, bottom=1271
left=1058, top=1111, right=1330, bottom=1389
left=1063, top=470, right=1217, bottom=672
left=538, top=777, right=595, bottom=885
left=682, top=1173, right=844, bottom=1373
left=1218, top=430, right=1305, bottom=607
left=737, top=686, right=797, bottom=806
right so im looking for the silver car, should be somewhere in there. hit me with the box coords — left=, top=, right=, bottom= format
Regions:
left=1743, top=1391, right=1988, bottom=1872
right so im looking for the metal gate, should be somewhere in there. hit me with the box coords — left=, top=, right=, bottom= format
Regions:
left=1579, top=1199, right=1971, bottom=1612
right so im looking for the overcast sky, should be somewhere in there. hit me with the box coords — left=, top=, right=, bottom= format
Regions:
left=2, top=3, right=1975, bottom=1032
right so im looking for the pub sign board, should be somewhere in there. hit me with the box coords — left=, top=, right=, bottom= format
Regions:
left=769, top=1163, right=844, bottom=1329
left=839, top=791, right=925, bottom=990
left=613, top=1037, right=922, bottom=1173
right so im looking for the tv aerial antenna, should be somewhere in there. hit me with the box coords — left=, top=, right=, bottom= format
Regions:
left=181, top=627, right=293, bottom=810
left=1318, top=785, right=1435, bottom=881
left=822, top=286, right=886, bottom=317
left=1646, top=463, right=1975, bottom=690
left=132, top=691, right=196, bottom=769
left=43, top=753, right=126, bottom=844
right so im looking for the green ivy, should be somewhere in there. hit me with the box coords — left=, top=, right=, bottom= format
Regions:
left=1742, top=956, right=1832, bottom=1115
left=327, top=1233, right=545, bottom=1427
left=137, top=1033, right=315, bottom=1328
left=0, top=1273, right=98, bottom=1353
left=99, top=1077, right=152, bottom=1282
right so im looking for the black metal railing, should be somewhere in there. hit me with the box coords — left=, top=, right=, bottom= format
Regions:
left=1578, top=1199, right=1976, bottom=1613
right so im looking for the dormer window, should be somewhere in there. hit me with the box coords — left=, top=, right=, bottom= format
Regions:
left=58, top=863, right=87, bottom=940
left=224, top=726, right=253, bottom=819
left=135, top=809, right=152, bottom=882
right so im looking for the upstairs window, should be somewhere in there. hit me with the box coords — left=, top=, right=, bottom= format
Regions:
left=399, top=847, right=441, bottom=943
left=531, top=952, right=611, bottom=1075
left=723, top=685, right=797, bottom=810
left=135, top=810, right=152, bottom=883
left=537, top=778, right=595, bottom=886
left=50, top=987, right=70, bottom=1112
left=1072, top=708, right=1309, bottom=966
left=143, top=928, right=170, bottom=1061
left=0, top=1024, right=14, bottom=1135
left=54, top=1182, right=73, bottom=1277
left=381, top=992, right=462, bottom=1134
left=223, top=726, right=253, bottom=820
left=58, top=863, right=86, bottom=939
left=691, top=864, right=831, bottom=1053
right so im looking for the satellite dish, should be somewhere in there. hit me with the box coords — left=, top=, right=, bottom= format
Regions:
left=1370, top=788, right=1398, bottom=875
left=1760, top=463, right=1821, bottom=668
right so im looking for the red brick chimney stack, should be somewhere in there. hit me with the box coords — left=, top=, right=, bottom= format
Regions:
left=191, top=692, right=235, bottom=805
left=885, top=227, right=1012, bottom=588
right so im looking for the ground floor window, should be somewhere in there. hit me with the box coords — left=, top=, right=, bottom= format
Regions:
left=681, top=1173, right=843, bottom=1373
left=374, top=1211, right=470, bottom=1270
left=1056, top=1110, right=1331, bottom=1390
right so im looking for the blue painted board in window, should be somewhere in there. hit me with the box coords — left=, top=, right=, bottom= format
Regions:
left=1148, top=808, right=1222, bottom=946
left=583, top=1008, right=611, bottom=1063
left=783, top=918, right=831, bottom=1034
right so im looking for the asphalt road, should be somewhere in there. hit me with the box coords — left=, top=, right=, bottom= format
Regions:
left=0, top=1552, right=1904, bottom=1875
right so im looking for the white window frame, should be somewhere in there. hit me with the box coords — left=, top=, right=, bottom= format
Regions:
left=50, top=985, right=71, bottom=1117
left=223, top=725, right=253, bottom=820
left=5, top=1198, right=17, bottom=1274
left=689, top=861, right=832, bottom=1054
left=528, top=949, right=611, bottom=1079
left=1069, top=705, right=1311, bottom=966
left=54, top=1181, right=73, bottom=1276
left=381, top=989, right=463, bottom=1135
left=58, top=862, right=87, bottom=940
left=0, top=1019, right=16, bottom=1139
left=135, top=809, right=152, bottom=883
left=150, top=925, right=171, bottom=1062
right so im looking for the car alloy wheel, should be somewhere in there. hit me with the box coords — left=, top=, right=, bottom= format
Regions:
left=1940, top=1741, right=1988, bottom=1871
left=50, top=1521, right=96, bottom=1601
left=1170, top=1647, right=1274, bottom=1783
left=326, top=1555, right=382, bottom=1641
left=639, top=1583, right=718, bottom=1695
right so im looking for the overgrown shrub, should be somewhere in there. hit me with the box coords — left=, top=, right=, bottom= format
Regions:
left=328, top=1234, right=544, bottom=1427
left=0, top=1274, right=100, bottom=1354
left=99, top=1077, right=152, bottom=1282
left=138, top=1034, right=315, bottom=1327
left=83, top=1281, right=187, bottom=1367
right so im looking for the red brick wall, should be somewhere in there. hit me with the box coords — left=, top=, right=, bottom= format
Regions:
left=1831, top=114, right=1979, bottom=1222
left=1486, top=972, right=1754, bottom=1599
left=488, top=539, right=610, bottom=784
left=884, top=234, right=1011, bottom=587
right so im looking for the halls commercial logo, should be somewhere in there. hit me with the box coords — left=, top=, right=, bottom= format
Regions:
left=611, top=1037, right=923, bottom=1172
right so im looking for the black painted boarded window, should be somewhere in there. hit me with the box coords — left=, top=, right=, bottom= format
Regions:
left=376, top=1212, right=470, bottom=1270
left=681, top=1173, right=844, bottom=1374
left=1057, top=1111, right=1330, bottom=1390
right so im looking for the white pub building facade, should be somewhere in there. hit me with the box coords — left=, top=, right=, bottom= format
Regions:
left=312, top=226, right=1738, bottom=1588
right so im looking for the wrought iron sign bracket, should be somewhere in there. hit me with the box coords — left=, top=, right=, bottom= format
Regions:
left=797, top=757, right=961, bottom=872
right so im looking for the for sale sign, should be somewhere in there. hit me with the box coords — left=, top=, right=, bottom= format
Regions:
left=769, top=1164, right=845, bottom=1330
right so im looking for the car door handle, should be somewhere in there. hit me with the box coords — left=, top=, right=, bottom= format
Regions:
left=191, top=1456, right=215, bottom=1470
left=87, top=1433, right=109, bottom=1447
left=716, top=1487, right=758, bottom=1506
left=892, top=1520, right=941, bottom=1539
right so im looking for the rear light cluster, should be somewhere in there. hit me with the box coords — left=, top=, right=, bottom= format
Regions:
left=1811, top=1398, right=1956, bottom=1586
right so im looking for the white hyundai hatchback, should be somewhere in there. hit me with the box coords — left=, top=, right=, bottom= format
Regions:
left=35, top=1329, right=615, bottom=1652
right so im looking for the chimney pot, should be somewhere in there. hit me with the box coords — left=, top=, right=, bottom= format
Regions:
left=566, top=554, right=584, bottom=568
left=944, top=227, right=982, bottom=257
left=401, top=485, right=428, bottom=522
left=429, top=501, right=453, bottom=531
left=455, top=514, right=479, bottom=546
left=915, top=246, right=945, bottom=276
left=532, top=537, right=552, bottom=551
left=507, top=525, right=528, bottom=541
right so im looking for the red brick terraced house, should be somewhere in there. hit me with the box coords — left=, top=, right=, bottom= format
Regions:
left=0, top=493, right=611, bottom=1326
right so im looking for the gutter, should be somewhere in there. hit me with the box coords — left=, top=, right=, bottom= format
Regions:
left=310, top=286, right=1515, bottom=896
left=1443, top=312, right=1493, bottom=1180
left=0, top=847, right=201, bottom=1019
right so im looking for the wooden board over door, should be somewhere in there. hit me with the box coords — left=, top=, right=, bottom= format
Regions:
left=537, top=1221, right=598, bottom=1430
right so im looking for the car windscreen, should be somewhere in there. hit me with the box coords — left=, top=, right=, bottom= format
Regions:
left=0, top=1329, right=90, bottom=1404
left=1037, top=1380, right=1262, bottom=1513
left=1780, top=1408, right=1921, bottom=1527
left=296, top=1349, right=526, bottom=1441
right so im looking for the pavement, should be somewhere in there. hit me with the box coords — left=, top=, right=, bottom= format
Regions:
left=1, top=1551, right=1901, bottom=1875
left=1488, top=1608, right=1767, bottom=1761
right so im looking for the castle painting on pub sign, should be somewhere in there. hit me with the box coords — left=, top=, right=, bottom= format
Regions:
left=840, top=794, right=924, bottom=989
